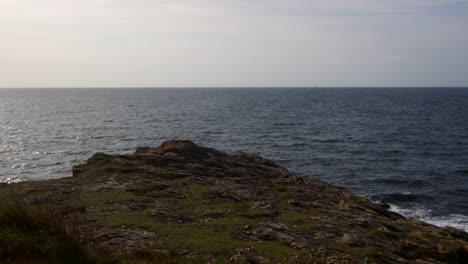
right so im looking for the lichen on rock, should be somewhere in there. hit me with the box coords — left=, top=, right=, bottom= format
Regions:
left=1, top=140, right=467, bottom=263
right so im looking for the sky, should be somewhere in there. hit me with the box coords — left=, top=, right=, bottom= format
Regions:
left=1, top=0, right=467, bottom=87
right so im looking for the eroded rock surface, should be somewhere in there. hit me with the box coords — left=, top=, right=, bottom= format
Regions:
left=1, top=140, right=467, bottom=263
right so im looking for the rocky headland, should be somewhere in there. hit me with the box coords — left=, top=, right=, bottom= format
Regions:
left=1, top=140, right=467, bottom=263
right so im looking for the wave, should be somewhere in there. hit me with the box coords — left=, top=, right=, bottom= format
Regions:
left=370, top=179, right=430, bottom=189
left=407, top=180, right=431, bottom=188
left=377, top=192, right=435, bottom=204
left=453, top=169, right=468, bottom=175
left=300, top=139, right=346, bottom=144
left=272, top=142, right=308, bottom=148
left=379, top=150, right=407, bottom=157
left=371, top=178, right=408, bottom=185
left=451, top=188, right=468, bottom=196
left=388, top=204, right=468, bottom=233
left=0, top=176, right=29, bottom=184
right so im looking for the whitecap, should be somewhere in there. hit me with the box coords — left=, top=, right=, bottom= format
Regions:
left=0, top=176, right=27, bottom=184
left=422, top=214, right=468, bottom=233
left=388, top=204, right=468, bottom=233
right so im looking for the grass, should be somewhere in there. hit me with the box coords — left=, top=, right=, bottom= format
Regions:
left=105, top=211, right=241, bottom=260
left=104, top=210, right=295, bottom=261
left=73, top=191, right=154, bottom=207
left=72, top=155, right=146, bottom=178
left=0, top=200, right=100, bottom=263
left=277, top=212, right=310, bottom=223
left=4, top=157, right=466, bottom=263
left=101, top=180, right=308, bottom=261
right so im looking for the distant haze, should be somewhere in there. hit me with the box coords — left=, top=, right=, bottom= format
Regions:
left=1, top=0, right=467, bottom=87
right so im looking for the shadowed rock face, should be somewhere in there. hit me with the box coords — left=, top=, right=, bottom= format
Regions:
left=1, top=140, right=468, bottom=263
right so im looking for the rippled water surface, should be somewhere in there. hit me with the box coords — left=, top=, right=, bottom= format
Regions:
left=1, top=88, right=467, bottom=231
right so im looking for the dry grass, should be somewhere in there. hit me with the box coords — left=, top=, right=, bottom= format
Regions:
left=1, top=200, right=81, bottom=237
left=0, top=196, right=161, bottom=263
left=0, top=195, right=99, bottom=263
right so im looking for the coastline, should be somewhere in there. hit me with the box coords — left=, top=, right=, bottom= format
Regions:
left=1, top=140, right=467, bottom=263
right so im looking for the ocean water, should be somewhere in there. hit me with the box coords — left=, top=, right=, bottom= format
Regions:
left=1, top=88, right=467, bottom=232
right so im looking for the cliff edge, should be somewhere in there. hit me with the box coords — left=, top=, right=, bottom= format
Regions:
left=1, top=140, right=467, bottom=263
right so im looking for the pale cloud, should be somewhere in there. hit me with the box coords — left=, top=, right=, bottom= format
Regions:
left=0, top=0, right=467, bottom=87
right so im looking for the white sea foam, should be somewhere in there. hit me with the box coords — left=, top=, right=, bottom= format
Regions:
left=389, top=204, right=468, bottom=233
left=1, top=88, right=468, bottom=232
left=0, top=176, right=27, bottom=184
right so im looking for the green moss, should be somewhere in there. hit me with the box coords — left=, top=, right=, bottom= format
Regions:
left=253, top=241, right=298, bottom=259
left=405, top=247, right=434, bottom=260
left=208, top=215, right=254, bottom=225
left=105, top=211, right=155, bottom=228
left=182, top=181, right=210, bottom=198
left=172, top=181, right=239, bottom=214
left=106, top=212, right=244, bottom=256
left=277, top=212, right=309, bottom=223
left=321, top=242, right=381, bottom=261
left=103, top=208, right=297, bottom=262
left=127, top=183, right=170, bottom=198
left=188, top=201, right=236, bottom=213
left=348, top=246, right=381, bottom=258
left=73, top=156, right=146, bottom=178
left=105, top=211, right=240, bottom=255
left=269, top=180, right=292, bottom=202
left=73, top=191, right=153, bottom=207
left=169, top=227, right=239, bottom=254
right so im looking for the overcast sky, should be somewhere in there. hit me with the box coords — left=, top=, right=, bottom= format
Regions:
left=1, top=0, right=467, bottom=87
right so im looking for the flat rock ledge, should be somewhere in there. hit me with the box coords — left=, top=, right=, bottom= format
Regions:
left=1, top=140, right=467, bottom=263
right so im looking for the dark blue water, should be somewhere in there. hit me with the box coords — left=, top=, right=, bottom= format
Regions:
left=1, top=88, right=467, bottom=231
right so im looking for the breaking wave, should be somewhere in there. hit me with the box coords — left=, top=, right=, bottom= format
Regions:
left=388, top=204, right=468, bottom=233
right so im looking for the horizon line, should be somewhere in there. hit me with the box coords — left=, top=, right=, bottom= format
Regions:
left=1, top=86, right=468, bottom=89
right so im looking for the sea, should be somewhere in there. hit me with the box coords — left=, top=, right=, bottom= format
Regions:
left=1, top=88, right=467, bottom=232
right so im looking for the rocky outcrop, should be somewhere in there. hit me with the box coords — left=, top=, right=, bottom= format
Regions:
left=1, top=140, right=467, bottom=263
